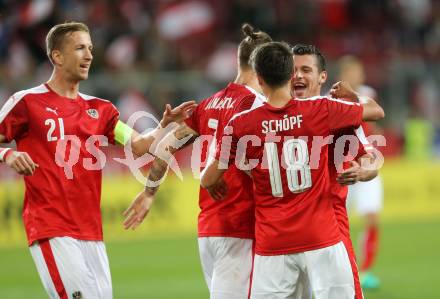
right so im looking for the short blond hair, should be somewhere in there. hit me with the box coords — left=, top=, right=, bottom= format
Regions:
left=46, top=22, right=90, bottom=64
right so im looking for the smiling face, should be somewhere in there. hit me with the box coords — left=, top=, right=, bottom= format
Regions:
left=52, top=31, right=93, bottom=82
left=292, top=54, right=327, bottom=99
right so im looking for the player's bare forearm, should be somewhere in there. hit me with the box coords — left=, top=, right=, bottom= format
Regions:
left=123, top=124, right=199, bottom=229
left=144, top=158, right=169, bottom=195
left=173, top=124, right=199, bottom=144
left=330, top=81, right=384, bottom=121
left=360, top=97, right=385, bottom=121
left=0, top=134, right=6, bottom=144
left=120, top=100, right=197, bottom=156
left=113, top=120, right=156, bottom=157
left=123, top=136, right=176, bottom=231
left=130, top=129, right=156, bottom=157
left=127, top=124, right=197, bottom=195
left=130, top=123, right=198, bottom=158
left=144, top=124, right=198, bottom=193
left=201, top=159, right=226, bottom=189
left=129, top=125, right=178, bottom=157
left=135, top=124, right=198, bottom=197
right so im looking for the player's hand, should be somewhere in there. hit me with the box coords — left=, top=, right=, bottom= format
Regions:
left=330, top=81, right=358, bottom=102
left=123, top=190, right=154, bottom=230
left=206, top=178, right=228, bottom=201
left=337, top=160, right=361, bottom=185
left=160, top=101, right=197, bottom=128
left=5, top=150, right=39, bottom=176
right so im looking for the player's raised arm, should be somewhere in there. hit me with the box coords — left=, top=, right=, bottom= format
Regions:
left=0, top=97, right=39, bottom=176
left=114, top=100, right=197, bottom=157
left=131, top=101, right=197, bottom=156
left=143, top=124, right=199, bottom=193
left=123, top=124, right=199, bottom=230
left=330, top=81, right=385, bottom=121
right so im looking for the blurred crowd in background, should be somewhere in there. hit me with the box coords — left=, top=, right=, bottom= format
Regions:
left=0, top=0, right=439, bottom=159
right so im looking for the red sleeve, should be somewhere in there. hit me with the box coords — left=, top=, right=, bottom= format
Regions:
left=184, top=104, right=201, bottom=133
left=0, top=95, right=29, bottom=142
left=356, top=141, right=367, bottom=158
left=104, top=103, right=120, bottom=145
left=325, top=98, right=363, bottom=131
left=354, top=125, right=374, bottom=158
left=235, top=94, right=257, bottom=114
left=215, top=118, right=239, bottom=167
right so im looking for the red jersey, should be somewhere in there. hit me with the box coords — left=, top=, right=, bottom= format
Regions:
left=185, top=83, right=264, bottom=238
left=329, top=126, right=370, bottom=238
left=0, top=84, right=119, bottom=245
left=216, top=96, right=363, bottom=255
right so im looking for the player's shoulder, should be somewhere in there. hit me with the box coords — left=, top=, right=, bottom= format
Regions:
left=227, top=104, right=268, bottom=137
left=11, top=84, right=49, bottom=102
left=78, top=92, right=117, bottom=109
left=240, top=85, right=266, bottom=107
left=201, top=83, right=259, bottom=110
left=0, top=85, right=49, bottom=113
left=295, top=95, right=358, bottom=108
left=0, top=85, right=49, bottom=121
left=229, top=101, right=265, bottom=124
left=294, top=95, right=331, bottom=104
left=292, top=95, right=330, bottom=110
left=229, top=83, right=267, bottom=107
left=294, top=95, right=328, bottom=101
left=78, top=91, right=111, bottom=104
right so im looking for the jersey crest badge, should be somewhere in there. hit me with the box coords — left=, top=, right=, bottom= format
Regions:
left=86, top=109, right=99, bottom=119
left=72, top=291, right=82, bottom=298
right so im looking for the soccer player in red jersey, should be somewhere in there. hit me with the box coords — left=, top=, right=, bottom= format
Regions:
left=290, top=44, right=382, bottom=299
left=201, top=42, right=384, bottom=299
left=123, top=24, right=271, bottom=299
left=0, top=22, right=196, bottom=299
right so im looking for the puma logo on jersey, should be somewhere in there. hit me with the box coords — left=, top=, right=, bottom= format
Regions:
left=46, top=107, right=58, bottom=116
left=86, top=109, right=99, bottom=119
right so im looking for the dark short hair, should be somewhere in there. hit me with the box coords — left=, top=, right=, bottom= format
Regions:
left=238, top=23, right=272, bottom=69
left=251, top=42, right=293, bottom=88
left=292, top=44, right=326, bottom=72
left=46, top=22, right=90, bottom=64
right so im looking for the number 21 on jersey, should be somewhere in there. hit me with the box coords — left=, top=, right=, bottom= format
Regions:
left=45, top=118, right=65, bottom=142
left=265, top=138, right=312, bottom=197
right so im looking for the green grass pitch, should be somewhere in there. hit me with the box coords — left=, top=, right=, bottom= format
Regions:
left=0, top=219, right=439, bottom=299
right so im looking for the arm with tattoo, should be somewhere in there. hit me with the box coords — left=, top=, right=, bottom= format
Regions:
left=123, top=124, right=199, bottom=230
